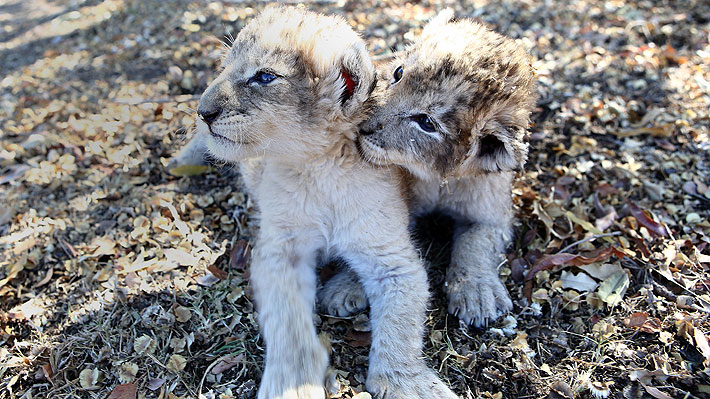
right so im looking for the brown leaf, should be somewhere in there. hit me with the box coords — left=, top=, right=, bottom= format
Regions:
left=624, top=312, right=648, bottom=328
left=628, top=202, right=668, bottom=237
left=41, top=363, right=54, bottom=382
left=211, top=354, right=244, bottom=375
left=525, top=247, right=618, bottom=282
left=229, top=239, right=251, bottom=271
left=34, top=267, right=54, bottom=288
left=694, top=328, right=710, bottom=367
left=345, top=330, right=371, bottom=347
left=146, top=378, right=165, bottom=391
left=208, top=264, right=228, bottom=280
left=624, top=312, right=662, bottom=333
left=613, top=125, right=673, bottom=138
left=107, top=383, right=137, bottom=399
left=642, top=384, right=674, bottom=399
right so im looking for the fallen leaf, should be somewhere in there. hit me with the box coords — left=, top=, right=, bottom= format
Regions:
left=133, top=335, right=156, bottom=356
left=546, top=381, right=573, bottom=399
left=612, top=125, right=673, bottom=138
left=208, top=264, right=228, bottom=280
left=624, top=312, right=649, bottom=328
left=229, top=239, right=251, bottom=271
left=624, top=312, right=662, bottom=333
left=642, top=384, right=674, bottom=399
left=578, top=263, right=623, bottom=280
left=79, top=368, right=101, bottom=390
left=107, top=383, right=137, bottom=399
left=597, top=270, right=630, bottom=307
left=41, top=363, right=54, bottom=382
left=526, top=247, right=618, bottom=282
left=694, top=328, right=710, bottom=367
left=164, top=248, right=198, bottom=266
left=146, top=378, right=165, bottom=391
left=166, top=354, right=187, bottom=372
left=117, top=362, right=138, bottom=384
left=174, top=306, right=192, bottom=323
left=628, top=202, right=668, bottom=237
left=211, top=354, right=244, bottom=374
left=344, top=330, right=371, bottom=347
left=560, top=270, right=599, bottom=292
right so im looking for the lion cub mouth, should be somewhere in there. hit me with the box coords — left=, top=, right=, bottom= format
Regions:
left=209, top=131, right=253, bottom=146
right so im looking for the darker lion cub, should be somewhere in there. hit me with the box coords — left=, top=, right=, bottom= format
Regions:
left=323, top=10, right=537, bottom=327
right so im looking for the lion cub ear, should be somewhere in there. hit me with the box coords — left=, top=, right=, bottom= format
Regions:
left=421, top=8, right=455, bottom=37
left=454, top=120, right=529, bottom=176
left=337, top=42, right=376, bottom=117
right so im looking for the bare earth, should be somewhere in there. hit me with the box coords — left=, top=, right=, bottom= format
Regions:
left=1, top=0, right=709, bottom=398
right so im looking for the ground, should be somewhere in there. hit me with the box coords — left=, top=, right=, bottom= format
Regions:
left=1, top=0, right=709, bottom=398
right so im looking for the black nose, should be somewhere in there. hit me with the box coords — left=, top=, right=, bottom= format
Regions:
left=198, top=107, right=222, bottom=126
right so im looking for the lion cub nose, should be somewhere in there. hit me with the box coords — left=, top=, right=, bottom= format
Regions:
left=197, top=107, right=222, bottom=126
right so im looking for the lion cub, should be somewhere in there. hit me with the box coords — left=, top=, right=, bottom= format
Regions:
left=323, top=10, right=537, bottom=327
left=195, top=6, right=457, bottom=399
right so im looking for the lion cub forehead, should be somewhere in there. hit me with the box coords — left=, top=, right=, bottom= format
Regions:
left=230, top=6, right=363, bottom=76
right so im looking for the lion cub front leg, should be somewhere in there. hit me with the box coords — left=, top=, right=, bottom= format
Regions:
left=346, top=249, right=459, bottom=399
left=446, top=223, right=513, bottom=327
left=251, top=234, right=328, bottom=399
left=167, top=131, right=209, bottom=170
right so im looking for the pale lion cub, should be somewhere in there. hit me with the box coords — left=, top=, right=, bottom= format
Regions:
left=323, top=10, right=537, bottom=327
left=194, top=7, right=457, bottom=399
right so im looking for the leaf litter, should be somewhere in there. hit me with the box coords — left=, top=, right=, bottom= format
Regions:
left=1, top=0, right=709, bottom=398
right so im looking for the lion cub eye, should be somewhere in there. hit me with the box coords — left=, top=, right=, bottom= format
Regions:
left=411, top=114, right=437, bottom=133
left=392, top=65, right=403, bottom=83
left=249, top=71, right=277, bottom=85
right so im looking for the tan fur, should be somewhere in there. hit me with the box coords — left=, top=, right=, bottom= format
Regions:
left=193, top=6, right=458, bottom=399
left=327, top=9, right=538, bottom=327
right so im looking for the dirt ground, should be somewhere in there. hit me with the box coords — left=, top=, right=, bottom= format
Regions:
left=1, top=0, right=709, bottom=398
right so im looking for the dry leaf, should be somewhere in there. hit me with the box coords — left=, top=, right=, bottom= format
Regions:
left=208, top=264, right=228, bottom=280
left=560, top=271, right=599, bottom=292
left=166, top=354, right=187, bottom=372
left=133, top=335, right=156, bottom=356
left=693, top=328, right=710, bottom=367
left=117, top=362, right=138, bottom=384
left=174, top=306, right=192, bottom=323
left=527, top=248, right=618, bottom=282
left=79, top=368, right=101, bottom=390
left=596, top=270, right=629, bottom=307
left=642, top=384, right=674, bottom=399
left=107, top=383, right=137, bottom=399
left=147, top=378, right=165, bottom=391
left=211, top=354, right=244, bottom=375
left=628, top=202, right=668, bottom=237
left=578, top=263, right=623, bottom=280
left=164, top=248, right=198, bottom=266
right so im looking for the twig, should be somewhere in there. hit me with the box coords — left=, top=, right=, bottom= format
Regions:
left=111, top=94, right=200, bottom=105
left=558, top=231, right=622, bottom=254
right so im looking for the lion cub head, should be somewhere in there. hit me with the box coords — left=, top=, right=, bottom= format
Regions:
left=196, top=6, right=375, bottom=163
left=358, top=10, right=536, bottom=180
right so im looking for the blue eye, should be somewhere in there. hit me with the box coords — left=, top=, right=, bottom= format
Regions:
left=393, top=65, right=403, bottom=83
left=250, top=71, right=276, bottom=85
left=412, top=114, right=437, bottom=133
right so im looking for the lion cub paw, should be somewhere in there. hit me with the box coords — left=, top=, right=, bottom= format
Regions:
left=317, top=271, right=368, bottom=317
left=367, top=367, right=459, bottom=399
left=446, top=272, right=513, bottom=328
left=257, top=360, right=328, bottom=399
left=257, top=382, right=325, bottom=399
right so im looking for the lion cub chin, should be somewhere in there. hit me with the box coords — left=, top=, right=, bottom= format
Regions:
left=194, top=6, right=458, bottom=399
left=323, top=9, right=537, bottom=328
